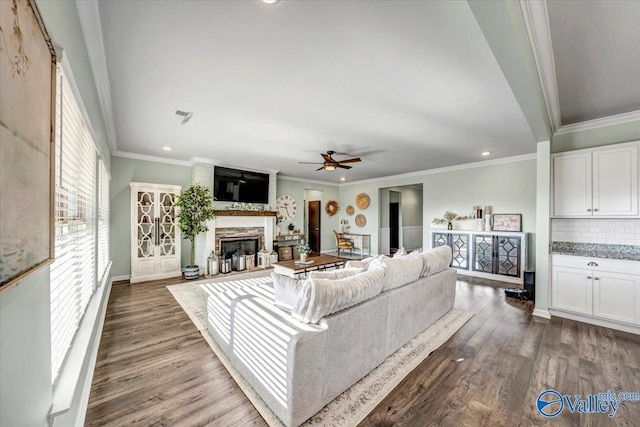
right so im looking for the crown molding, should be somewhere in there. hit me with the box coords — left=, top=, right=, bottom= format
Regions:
left=113, top=150, right=192, bottom=166
left=277, top=175, right=339, bottom=187
left=339, top=153, right=537, bottom=187
left=520, top=0, right=561, bottom=133
left=189, top=157, right=280, bottom=175
left=555, top=110, right=640, bottom=135
left=75, top=0, right=118, bottom=153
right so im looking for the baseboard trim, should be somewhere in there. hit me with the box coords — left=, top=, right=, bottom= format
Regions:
left=549, top=309, right=640, bottom=335
left=532, top=308, right=551, bottom=319
left=111, top=275, right=130, bottom=282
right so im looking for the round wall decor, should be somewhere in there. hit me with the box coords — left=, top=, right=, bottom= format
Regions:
left=355, top=213, right=366, bottom=227
left=346, top=205, right=355, bottom=216
left=356, top=193, right=370, bottom=209
left=325, top=200, right=339, bottom=216
left=276, top=194, right=297, bottom=221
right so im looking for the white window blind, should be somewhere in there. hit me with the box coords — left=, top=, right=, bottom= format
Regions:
left=50, top=66, right=98, bottom=382
left=98, top=161, right=110, bottom=283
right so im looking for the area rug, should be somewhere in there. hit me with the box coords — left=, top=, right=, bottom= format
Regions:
left=168, top=275, right=473, bottom=427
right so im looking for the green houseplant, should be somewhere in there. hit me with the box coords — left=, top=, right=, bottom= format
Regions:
left=175, top=183, right=215, bottom=279
left=296, top=243, right=311, bottom=262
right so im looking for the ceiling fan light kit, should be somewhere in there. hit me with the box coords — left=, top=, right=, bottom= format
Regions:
left=300, top=150, right=362, bottom=171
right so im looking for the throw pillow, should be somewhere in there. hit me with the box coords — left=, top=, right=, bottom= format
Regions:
left=308, top=267, right=363, bottom=279
left=420, top=245, right=453, bottom=277
left=370, top=253, right=422, bottom=292
left=393, top=247, right=407, bottom=258
left=345, top=256, right=376, bottom=270
left=272, top=273, right=305, bottom=311
left=292, top=267, right=385, bottom=324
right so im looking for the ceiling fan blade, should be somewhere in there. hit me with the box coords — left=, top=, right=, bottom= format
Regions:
left=321, top=153, right=333, bottom=162
left=299, top=161, right=323, bottom=164
left=316, top=166, right=326, bottom=171
left=337, top=157, right=361, bottom=164
left=337, top=164, right=352, bottom=169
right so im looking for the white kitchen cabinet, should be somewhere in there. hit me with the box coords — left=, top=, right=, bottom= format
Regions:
left=593, top=271, right=640, bottom=324
left=130, top=182, right=182, bottom=283
left=552, top=142, right=638, bottom=217
left=551, top=255, right=640, bottom=332
left=552, top=266, right=593, bottom=315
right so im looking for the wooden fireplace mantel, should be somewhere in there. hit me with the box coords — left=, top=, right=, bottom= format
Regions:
left=214, top=210, right=277, bottom=217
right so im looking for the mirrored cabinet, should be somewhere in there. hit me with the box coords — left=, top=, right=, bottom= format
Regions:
left=431, top=230, right=526, bottom=284
left=130, top=182, right=182, bottom=283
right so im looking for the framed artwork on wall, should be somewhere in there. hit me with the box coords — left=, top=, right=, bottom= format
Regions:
left=0, top=0, right=57, bottom=293
left=492, top=214, right=522, bottom=232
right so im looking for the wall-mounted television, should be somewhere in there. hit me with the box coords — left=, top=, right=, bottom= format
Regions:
left=214, top=166, right=269, bottom=204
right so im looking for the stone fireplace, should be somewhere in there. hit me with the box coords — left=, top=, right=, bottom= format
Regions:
left=194, top=210, right=276, bottom=269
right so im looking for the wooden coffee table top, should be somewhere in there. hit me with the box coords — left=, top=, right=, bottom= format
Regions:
left=272, top=254, right=346, bottom=277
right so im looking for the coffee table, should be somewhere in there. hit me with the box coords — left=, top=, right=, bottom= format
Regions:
left=272, top=254, right=346, bottom=278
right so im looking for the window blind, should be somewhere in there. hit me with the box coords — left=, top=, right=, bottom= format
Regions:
left=50, top=66, right=98, bottom=382
left=98, top=161, right=110, bottom=283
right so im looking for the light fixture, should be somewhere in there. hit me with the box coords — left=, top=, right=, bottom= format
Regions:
left=262, top=0, right=279, bottom=3
left=481, top=151, right=491, bottom=156
left=324, top=165, right=336, bottom=171
left=162, top=146, right=172, bottom=151
left=340, top=177, right=346, bottom=181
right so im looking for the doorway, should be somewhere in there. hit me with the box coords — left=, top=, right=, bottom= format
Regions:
left=307, top=200, right=321, bottom=253
left=389, top=202, right=400, bottom=251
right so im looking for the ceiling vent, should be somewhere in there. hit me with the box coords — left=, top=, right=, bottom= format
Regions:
left=175, top=110, right=193, bottom=125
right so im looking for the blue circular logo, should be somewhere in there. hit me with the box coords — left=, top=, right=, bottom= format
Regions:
left=537, top=389, right=564, bottom=418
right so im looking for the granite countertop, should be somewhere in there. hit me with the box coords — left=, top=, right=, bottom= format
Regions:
left=551, top=241, right=640, bottom=262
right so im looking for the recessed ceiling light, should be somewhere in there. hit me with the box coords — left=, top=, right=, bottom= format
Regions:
left=162, top=146, right=172, bottom=151
left=481, top=151, right=491, bottom=156
left=340, top=177, right=346, bottom=181
left=262, top=0, right=279, bottom=4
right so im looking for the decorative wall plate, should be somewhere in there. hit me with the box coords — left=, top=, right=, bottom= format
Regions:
left=346, top=205, right=355, bottom=216
left=356, top=193, right=370, bottom=209
left=325, top=200, right=339, bottom=216
left=355, top=213, right=366, bottom=227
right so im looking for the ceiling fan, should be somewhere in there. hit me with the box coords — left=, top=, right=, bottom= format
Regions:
left=299, top=150, right=361, bottom=171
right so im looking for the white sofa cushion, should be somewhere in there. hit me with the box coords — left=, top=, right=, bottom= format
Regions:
left=308, top=267, right=363, bottom=280
left=272, top=273, right=304, bottom=310
left=420, top=245, right=453, bottom=277
left=292, top=267, right=385, bottom=324
left=369, top=252, right=423, bottom=292
left=344, top=256, right=376, bottom=270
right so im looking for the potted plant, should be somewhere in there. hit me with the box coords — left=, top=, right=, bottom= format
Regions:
left=288, top=223, right=295, bottom=235
left=175, top=183, right=215, bottom=280
left=296, top=243, right=312, bottom=262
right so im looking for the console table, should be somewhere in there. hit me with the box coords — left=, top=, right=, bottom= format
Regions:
left=341, top=233, right=371, bottom=257
left=430, top=229, right=527, bottom=285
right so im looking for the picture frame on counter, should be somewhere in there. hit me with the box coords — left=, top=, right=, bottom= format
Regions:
left=492, top=214, right=522, bottom=232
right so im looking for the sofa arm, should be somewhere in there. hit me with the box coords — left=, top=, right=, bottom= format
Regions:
left=209, top=289, right=328, bottom=427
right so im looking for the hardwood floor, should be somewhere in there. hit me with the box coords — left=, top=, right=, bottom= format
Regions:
left=85, top=275, right=640, bottom=426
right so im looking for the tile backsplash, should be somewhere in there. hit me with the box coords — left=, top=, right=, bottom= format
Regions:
left=551, top=218, right=640, bottom=245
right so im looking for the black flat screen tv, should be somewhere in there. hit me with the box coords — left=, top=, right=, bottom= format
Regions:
left=214, top=166, right=269, bottom=204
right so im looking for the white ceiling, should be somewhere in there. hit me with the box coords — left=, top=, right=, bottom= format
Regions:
left=547, top=0, right=640, bottom=125
left=98, top=0, right=538, bottom=182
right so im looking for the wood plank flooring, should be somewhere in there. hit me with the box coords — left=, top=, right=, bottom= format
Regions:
left=85, top=275, right=640, bottom=426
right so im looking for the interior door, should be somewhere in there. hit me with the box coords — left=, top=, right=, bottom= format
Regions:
left=390, top=202, right=399, bottom=250
left=308, top=200, right=321, bottom=253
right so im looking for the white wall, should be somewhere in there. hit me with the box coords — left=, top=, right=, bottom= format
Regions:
left=277, top=177, right=340, bottom=252
left=0, top=268, right=52, bottom=427
left=110, top=156, right=193, bottom=278
left=339, top=157, right=537, bottom=264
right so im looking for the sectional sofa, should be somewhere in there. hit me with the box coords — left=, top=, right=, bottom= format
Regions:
left=206, top=246, right=456, bottom=427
